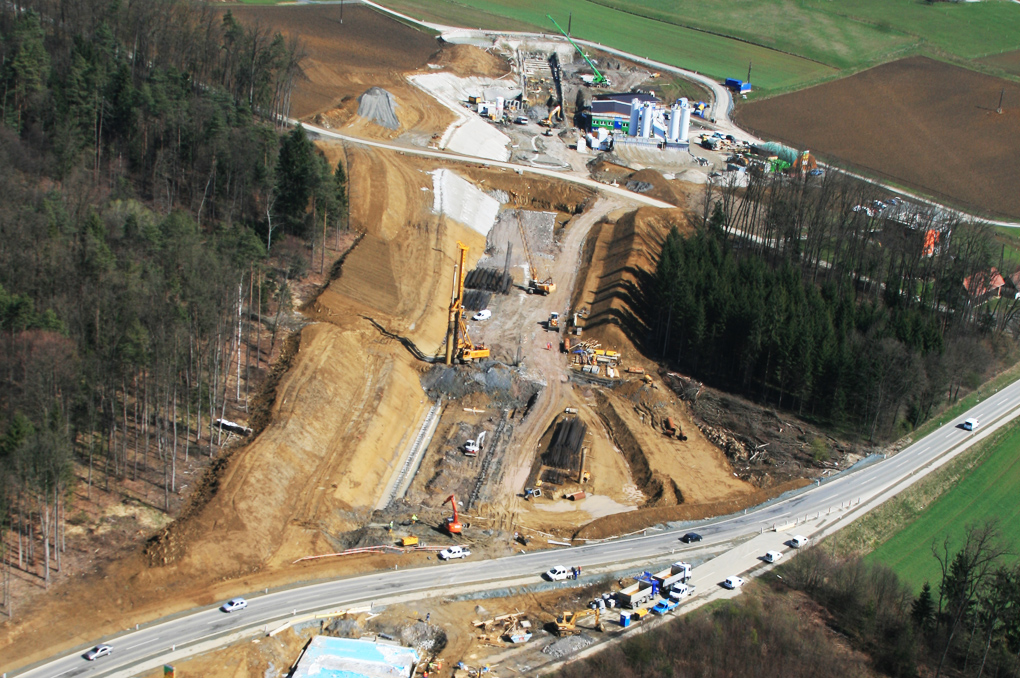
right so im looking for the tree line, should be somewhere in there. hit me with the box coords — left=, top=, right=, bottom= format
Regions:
left=0, top=0, right=349, bottom=615
left=651, top=170, right=1011, bottom=439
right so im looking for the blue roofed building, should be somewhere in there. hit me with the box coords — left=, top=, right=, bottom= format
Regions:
left=292, top=637, right=419, bottom=678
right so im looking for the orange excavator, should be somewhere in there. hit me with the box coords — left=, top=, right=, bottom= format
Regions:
left=443, top=494, right=463, bottom=534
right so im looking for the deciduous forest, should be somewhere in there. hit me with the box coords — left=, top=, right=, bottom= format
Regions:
left=0, top=0, right=345, bottom=613
left=651, top=172, right=1014, bottom=439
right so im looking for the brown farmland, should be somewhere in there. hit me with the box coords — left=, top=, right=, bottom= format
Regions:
left=737, top=57, right=1020, bottom=220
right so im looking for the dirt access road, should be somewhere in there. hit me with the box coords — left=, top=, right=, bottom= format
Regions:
left=480, top=198, right=627, bottom=511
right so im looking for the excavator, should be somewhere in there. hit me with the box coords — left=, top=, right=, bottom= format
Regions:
left=540, top=105, right=562, bottom=129
left=792, top=149, right=818, bottom=176
left=445, top=242, right=491, bottom=364
left=442, top=494, right=463, bottom=535
left=554, top=608, right=603, bottom=636
left=517, top=212, right=556, bottom=296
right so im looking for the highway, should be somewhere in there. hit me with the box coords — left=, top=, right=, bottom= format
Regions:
left=14, top=378, right=1020, bottom=678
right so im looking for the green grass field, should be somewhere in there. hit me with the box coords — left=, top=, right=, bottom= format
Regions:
left=867, top=422, right=1020, bottom=592
left=379, top=0, right=837, bottom=91
left=378, top=0, right=1020, bottom=93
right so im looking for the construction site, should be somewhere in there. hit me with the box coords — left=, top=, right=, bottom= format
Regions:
left=0, top=4, right=887, bottom=677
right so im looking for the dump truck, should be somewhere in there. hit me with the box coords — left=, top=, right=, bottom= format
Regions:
left=652, top=562, right=693, bottom=591
left=616, top=576, right=659, bottom=608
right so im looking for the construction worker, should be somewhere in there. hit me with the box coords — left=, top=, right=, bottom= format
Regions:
left=411, top=514, right=418, bottom=524
left=426, top=612, right=431, bottom=622
left=388, top=520, right=394, bottom=533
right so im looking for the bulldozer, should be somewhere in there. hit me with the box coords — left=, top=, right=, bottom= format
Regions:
left=554, top=608, right=603, bottom=636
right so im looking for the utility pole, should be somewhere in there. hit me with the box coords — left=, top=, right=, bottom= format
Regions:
left=340, top=0, right=344, bottom=24
left=567, top=12, right=572, bottom=38
left=747, top=60, right=752, bottom=85
left=997, top=87, right=1004, bottom=114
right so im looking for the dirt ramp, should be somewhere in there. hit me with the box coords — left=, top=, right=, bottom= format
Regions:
left=173, top=324, right=389, bottom=572
left=329, top=233, right=401, bottom=314
left=429, top=43, right=511, bottom=78
left=572, top=206, right=688, bottom=353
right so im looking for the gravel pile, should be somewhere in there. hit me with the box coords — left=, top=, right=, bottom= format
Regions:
left=357, top=87, right=400, bottom=129
left=400, top=621, right=447, bottom=655
left=543, top=634, right=594, bottom=658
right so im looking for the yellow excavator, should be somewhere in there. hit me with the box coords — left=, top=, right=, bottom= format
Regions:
left=517, top=212, right=556, bottom=296
left=540, top=105, right=562, bottom=128
left=554, top=608, right=603, bottom=636
left=445, top=242, right=491, bottom=364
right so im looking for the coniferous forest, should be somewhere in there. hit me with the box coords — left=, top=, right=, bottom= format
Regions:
left=652, top=172, right=1014, bottom=440
left=0, top=0, right=347, bottom=611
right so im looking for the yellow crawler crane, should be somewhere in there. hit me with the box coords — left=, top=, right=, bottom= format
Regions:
left=518, top=212, right=556, bottom=295
left=445, top=242, right=491, bottom=365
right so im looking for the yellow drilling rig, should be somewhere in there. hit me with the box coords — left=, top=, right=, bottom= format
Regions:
left=445, top=242, right=491, bottom=365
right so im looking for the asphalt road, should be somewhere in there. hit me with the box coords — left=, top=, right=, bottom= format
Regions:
left=14, top=377, right=1020, bottom=678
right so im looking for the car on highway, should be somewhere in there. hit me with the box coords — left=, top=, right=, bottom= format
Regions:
left=964, top=418, right=979, bottom=431
left=790, top=535, right=809, bottom=548
left=722, top=576, right=745, bottom=590
left=472, top=309, right=492, bottom=321
left=651, top=598, right=679, bottom=615
left=764, top=550, right=783, bottom=563
left=545, top=565, right=571, bottom=581
left=439, top=545, right=471, bottom=560
left=221, top=598, right=248, bottom=613
left=84, top=645, right=113, bottom=661
left=680, top=532, right=703, bottom=543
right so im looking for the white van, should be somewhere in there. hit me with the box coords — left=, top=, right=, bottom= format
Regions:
left=790, top=535, right=809, bottom=548
left=964, top=418, right=979, bottom=431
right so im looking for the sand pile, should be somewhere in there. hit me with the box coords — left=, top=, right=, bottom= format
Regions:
left=357, top=87, right=400, bottom=129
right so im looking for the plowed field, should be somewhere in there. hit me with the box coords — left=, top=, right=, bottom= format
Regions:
left=736, top=57, right=1020, bottom=220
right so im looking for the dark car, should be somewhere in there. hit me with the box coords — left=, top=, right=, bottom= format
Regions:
left=680, top=532, right=703, bottom=543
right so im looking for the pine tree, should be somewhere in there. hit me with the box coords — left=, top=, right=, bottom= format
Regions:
left=274, top=124, right=315, bottom=237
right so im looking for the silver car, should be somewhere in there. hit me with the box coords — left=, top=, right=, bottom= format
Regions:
left=84, top=644, right=113, bottom=661
left=221, top=597, right=248, bottom=613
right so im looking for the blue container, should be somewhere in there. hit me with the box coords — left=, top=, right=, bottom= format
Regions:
left=725, top=78, right=743, bottom=90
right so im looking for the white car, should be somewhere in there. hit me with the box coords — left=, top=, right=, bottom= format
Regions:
left=472, top=309, right=492, bottom=321
left=764, top=551, right=783, bottom=563
left=545, top=565, right=571, bottom=581
left=84, top=645, right=113, bottom=661
left=221, top=597, right=248, bottom=613
left=439, top=545, right=471, bottom=560
left=790, top=535, right=809, bottom=548
left=722, top=576, right=745, bottom=590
